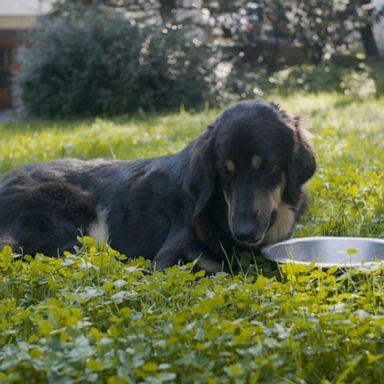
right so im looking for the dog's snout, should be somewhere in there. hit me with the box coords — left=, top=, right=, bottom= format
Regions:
left=232, top=219, right=260, bottom=244
left=235, top=232, right=256, bottom=243
left=231, top=207, right=275, bottom=245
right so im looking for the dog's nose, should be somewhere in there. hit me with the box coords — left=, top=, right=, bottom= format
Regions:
left=233, top=219, right=259, bottom=244
left=234, top=230, right=258, bottom=244
left=236, top=234, right=256, bottom=243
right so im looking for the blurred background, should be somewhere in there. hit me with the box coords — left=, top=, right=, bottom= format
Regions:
left=0, top=0, right=383, bottom=118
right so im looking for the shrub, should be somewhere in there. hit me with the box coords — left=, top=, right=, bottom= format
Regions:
left=225, top=62, right=381, bottom=98
left=270, top=64, right=379, bottom=96
left=15, top=8, right=220, bottom=118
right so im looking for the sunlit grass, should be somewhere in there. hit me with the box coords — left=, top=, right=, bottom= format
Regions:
left=1, top=93, right=384, bottom=383
left=0, top=108, right=218, bottom=173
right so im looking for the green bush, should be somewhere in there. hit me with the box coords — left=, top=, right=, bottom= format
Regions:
left=270, top=64, right=379, bottom=96
left=225, top=62, right=382, bottom=98
left=15, top=8, right=220, bottom=118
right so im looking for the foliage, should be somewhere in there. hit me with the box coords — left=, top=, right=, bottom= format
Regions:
left=16, top=1, right=384, bottom=118
left=51, top=0, right=178, bottom=25
left=225, top=62, right=382, bottom=99
left=15, top=7, right=220, bottom=119
left=51, top=0, right=210, bottom=29
left=368, top=60, right=384, bottom=94
left=1, top=92, right=384, bottom=382
left=52, top=0, right=383, bottom=68
left=270, top=63, right=378, bottom=96
left=2, top=239, right=384, bottom=383
left=283, top=0, right=380, bottom=63
left=216, top=0, right=383, bottom=65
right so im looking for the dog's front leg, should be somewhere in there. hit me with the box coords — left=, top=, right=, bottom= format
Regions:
left=152, top=226, right=190, bottom=270
left=190, top=255, right=226, bottom=274
left=153, top=233, right=223, bottom=275
left=152, top=227, right=210, bottom=271
left=153, top=249, right=183, bottom=270
left=154, top=248, right=224, bottom=274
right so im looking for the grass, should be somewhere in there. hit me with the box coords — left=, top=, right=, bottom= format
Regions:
left=0, top=92, right=384, bottom=383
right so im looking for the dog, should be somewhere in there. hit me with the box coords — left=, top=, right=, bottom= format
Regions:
left=0, top=100, right=315, bottom=272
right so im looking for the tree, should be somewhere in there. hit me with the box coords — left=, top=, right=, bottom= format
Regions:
left=16, top=5, right=221, bottom=117
left=205, top=0, right=382, bottom=65
left=52, top=0, right=203, bottom=26
left=50, top=0, right=383, bottom=66
left=359, top=0, right=380, bottom=56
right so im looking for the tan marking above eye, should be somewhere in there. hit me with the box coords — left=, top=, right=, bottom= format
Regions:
left=252, top=155, right=262, bottom=170
left=225, top=160, right=236, bottom=173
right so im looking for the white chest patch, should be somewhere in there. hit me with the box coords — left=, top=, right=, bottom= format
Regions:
left=88, top=207, right=110, bottom=243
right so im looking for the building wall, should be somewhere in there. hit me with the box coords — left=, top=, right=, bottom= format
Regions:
left=0, top=31, right=20, bottom=110
left=0, top=0, right=49, bottom=110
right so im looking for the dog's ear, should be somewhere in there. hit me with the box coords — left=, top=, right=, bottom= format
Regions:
left=283, top=116, right=316, bottom=203
left=185, top=124, right=217, bottom=217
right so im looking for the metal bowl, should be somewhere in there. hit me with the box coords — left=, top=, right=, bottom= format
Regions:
left=261, top=237, right=384, bottom=268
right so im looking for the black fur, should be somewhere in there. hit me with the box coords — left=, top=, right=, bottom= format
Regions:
left=0, top=100, right=316, bottom=272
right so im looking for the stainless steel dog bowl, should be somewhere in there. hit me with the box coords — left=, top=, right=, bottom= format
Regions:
left=262, top=237, right=384, bottom=268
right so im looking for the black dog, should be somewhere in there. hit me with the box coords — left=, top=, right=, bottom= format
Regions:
left=0, top=100, right=315, bottom=272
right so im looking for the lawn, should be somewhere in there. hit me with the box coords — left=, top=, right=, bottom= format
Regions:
left=0, top=93, right=384, bottom=383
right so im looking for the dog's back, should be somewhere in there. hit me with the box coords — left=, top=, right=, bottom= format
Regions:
left=0, top=158, right=143, bottom=255
left=0, top=155, right=182, bottom=258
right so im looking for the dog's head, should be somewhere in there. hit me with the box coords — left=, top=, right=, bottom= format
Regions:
left=186, top=100, right=316, bottom=247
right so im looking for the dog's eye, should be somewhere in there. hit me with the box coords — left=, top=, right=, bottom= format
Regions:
left=259, top=162, right=280, bottom=182
left=259, top=160, right=279, bottom=175
left=266, top=167, right=282, bottom=184
left=258, top=160, right=269, bottom=173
